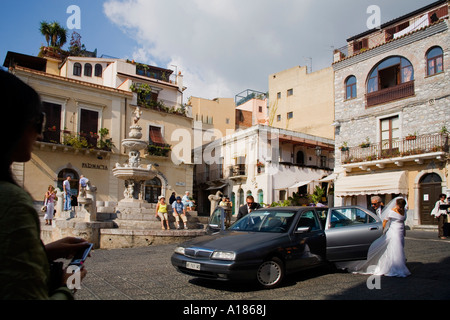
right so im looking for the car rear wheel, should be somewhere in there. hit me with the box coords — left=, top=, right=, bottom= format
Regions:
left=256, top=257, right=284, bottom=289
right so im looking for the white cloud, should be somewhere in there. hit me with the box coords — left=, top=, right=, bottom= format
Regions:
left=103, top=0, right=317, bottom=100
left=103, top=0, right=434, bottom=101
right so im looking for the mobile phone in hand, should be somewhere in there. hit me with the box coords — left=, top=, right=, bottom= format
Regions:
left=69, top=243, right=93, bottom=266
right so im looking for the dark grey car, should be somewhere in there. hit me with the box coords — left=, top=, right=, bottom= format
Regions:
left=171, top=206, right=382, bottom=288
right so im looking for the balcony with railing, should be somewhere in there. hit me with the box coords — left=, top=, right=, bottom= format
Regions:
left=366, top=81, right=415, bottom=107
left=341, top=132, right=449, bottom=169
left=228, top=165, right=247, bottom=181
left=36, top=128, right=114, bottom=156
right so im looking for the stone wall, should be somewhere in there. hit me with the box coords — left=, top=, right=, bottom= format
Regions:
left=333, top=21, right=450, bottom=166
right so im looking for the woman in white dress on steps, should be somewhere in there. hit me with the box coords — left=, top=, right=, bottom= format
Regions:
left=338, top=197, right=411, bottom=277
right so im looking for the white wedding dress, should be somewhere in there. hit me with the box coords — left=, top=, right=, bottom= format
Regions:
left=337, top=199, right=411, bottom=277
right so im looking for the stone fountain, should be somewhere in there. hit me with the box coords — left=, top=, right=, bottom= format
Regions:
left=113, top=107, right=156, bottom=203
left=42, top=108, right=206, bottom=249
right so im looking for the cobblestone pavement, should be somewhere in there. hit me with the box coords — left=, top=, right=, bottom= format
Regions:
left=75, top=230, right=450, bottom=302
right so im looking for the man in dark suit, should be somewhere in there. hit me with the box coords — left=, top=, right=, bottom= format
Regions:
left=370, top=196, right=384, bottom=218
left=237, top=195, right=261, bottom=220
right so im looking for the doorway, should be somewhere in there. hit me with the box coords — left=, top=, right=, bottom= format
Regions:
left=419, top=173, right=442, bottom=225
left=57, top=169, right=79, bottom=195
left=144, top=177, right=162, bottom=203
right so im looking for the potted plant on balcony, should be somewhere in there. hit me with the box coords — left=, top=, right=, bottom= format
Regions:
left=97, top=128, right=115, bottom=151
left=406, top=132, right=417, bottom=141
left=148, top=143, right=171, bottom=157
left=63, top=133, right=89, bottom=149
left=360, top=137, right=371, bottom=148
left=256, top=160, right=265, bottom=173
left=340, top=142, right=349, bottom=152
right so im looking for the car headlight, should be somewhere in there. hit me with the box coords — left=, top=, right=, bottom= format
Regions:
left=174, top=246, right=185, bottom=255
left=211, top=251, right=236, bottom=261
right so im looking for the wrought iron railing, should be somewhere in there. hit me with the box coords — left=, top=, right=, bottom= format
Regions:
left=342, top=133, right=449, bottom=164
left=228, top=165, right=247, bottom=178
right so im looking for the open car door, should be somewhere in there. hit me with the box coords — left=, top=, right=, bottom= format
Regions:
left=324, top=206, right=382, bottom=261
left=207, top=206, right=225, bottom=234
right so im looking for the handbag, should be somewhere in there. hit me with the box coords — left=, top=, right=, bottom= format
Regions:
left=41, top=195, right=48, bottom=213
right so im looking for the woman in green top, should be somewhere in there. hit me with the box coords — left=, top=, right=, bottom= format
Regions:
left=0, top=70, right=90, bottom=300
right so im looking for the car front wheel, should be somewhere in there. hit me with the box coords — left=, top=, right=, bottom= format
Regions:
left=256, top=257, right=284, bottom=289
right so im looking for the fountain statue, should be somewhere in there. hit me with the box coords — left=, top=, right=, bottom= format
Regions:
left=113, top=107, right=156, bottom=203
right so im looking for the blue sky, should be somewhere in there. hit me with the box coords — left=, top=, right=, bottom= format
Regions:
left=0, top=0, right=435, bottom=100
left=0, top=0, right=135, bottom=60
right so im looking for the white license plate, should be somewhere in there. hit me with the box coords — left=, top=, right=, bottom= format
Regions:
left=186, top=262, right=201, bottom=271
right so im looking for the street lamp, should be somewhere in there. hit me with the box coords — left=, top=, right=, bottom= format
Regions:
left=315, top=146, right=322, bottom=157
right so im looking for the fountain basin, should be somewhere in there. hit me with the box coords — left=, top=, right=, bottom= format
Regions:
left=122, top=138, right=148, bottom=151
left=112, top=166, right=156, bottom=181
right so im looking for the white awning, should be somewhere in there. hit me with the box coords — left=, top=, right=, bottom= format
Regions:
left=288, top=181, right=312, bottom=189
left=319, top=173, right=337, bottom=182
left=335, top=171, right=408, bottom=197
left=206, top=184, right=228, bottom=190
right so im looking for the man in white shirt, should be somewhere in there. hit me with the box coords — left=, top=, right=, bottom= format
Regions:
left=370, top=196, right=384, bottom=218
left=431, top=194, right=448, bottom=239
left=63, top=176, right=72, bottom=211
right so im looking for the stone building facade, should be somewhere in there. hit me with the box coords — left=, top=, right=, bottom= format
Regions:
left=332, top=1, right=449, bottom=228
left=4, top=52, right=194, bottom=206
left=194, top=125, right=334, bottom=216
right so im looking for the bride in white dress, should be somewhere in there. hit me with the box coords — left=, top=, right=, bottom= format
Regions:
left=338, top=197, right=411, bottom=277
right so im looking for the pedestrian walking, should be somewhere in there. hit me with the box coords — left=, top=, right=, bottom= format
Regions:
left=44, top=185, right=56, bottom=225
left=0, top=70, right=90, bottom=300
left=370, top=195, right=384, bottom=218
left=79, top=175, right=89, bottom=198
left=220, top=196, right=232, bottom=228
left=237, top=195, right=261, bottom=220
left=339, top=197, right=410, bottom=277
left=431, top=194, right=449, bottom=239
left=63, top=176, right=72, bottom=211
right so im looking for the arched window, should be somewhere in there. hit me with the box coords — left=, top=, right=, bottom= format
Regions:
left=426, top=46, right=444, bottom=76
left=367, top=56, right=414, bottom=93
left=231, top=192, right=235, bottom=214
left=84, top=63, right=92, bottom=77
left=94, top=64, right=103, bottom=77
left=345, top=76, right=357, bottom=100
left=238, top=188, right=244, bottom=208
left=257, top=189, right=264, bottom=205
left=73, top=63, right=82, bottom=77
left=419, top=173, right=442, bottom=184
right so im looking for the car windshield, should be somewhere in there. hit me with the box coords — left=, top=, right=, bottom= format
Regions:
left=230, top=210, right=296, bottom=233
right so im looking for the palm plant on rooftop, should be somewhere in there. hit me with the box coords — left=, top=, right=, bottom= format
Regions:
left=39, top=21, right=68, bottom=48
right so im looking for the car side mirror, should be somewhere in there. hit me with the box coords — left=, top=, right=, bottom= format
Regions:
left=296, top=226, right=311, bottom=234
